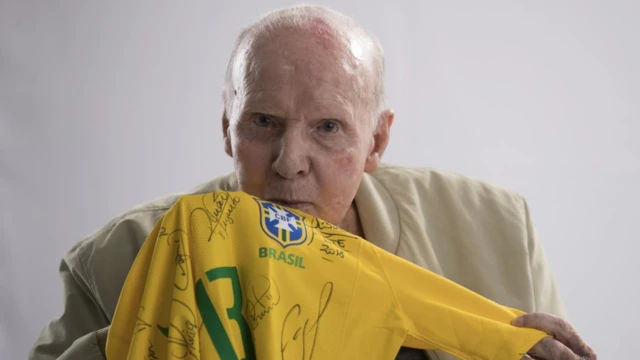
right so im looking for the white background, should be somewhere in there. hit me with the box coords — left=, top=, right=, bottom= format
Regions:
left=1, top=1, right=638, bottom=359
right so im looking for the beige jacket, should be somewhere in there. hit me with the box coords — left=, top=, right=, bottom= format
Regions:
left=28, top=164, right=566, bottom=360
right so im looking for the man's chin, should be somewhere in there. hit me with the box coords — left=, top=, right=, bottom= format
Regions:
left=271, top=201, right=315, bottom=215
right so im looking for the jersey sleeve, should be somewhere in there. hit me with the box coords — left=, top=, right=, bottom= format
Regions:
left=372, top=244, right=549, bottom=360
left=105, top=214, right=166, bottom=359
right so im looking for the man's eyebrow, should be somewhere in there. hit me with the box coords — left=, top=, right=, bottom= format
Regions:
left=249, top=111, right=288, bottom=122
left=242, top=98, right=286, bottom=116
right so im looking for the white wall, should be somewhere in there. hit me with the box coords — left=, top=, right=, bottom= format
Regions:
left=1, top=1, right=637, bottom=358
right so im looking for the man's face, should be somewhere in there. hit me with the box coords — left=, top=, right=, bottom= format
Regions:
left=223, top=29, right=390, bottom=226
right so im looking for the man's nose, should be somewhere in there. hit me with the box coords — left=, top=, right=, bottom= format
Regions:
left=271, top=127, right=310, bottom=179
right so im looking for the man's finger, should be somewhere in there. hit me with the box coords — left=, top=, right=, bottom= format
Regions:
left=513, top=313, right=596, bottom=359
left=520, top=354, right=543, bottom=360
left=528, top=337, right=582, bottom=360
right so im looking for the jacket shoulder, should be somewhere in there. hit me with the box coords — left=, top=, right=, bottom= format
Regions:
left=63, top=172, right=237, bottom=317
left=370, top=164, right=526, bottom=213
left=371, top=164, right=537, bottom=309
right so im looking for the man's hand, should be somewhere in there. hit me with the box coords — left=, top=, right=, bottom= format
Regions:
left=513, top=313, right=596, bottom=360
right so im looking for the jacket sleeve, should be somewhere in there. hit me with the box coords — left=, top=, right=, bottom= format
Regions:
left=522, top=197, right=568, bottom=319
left=28, top=254, right=110, bottom=360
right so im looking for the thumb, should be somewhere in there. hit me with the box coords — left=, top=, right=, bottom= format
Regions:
left=511, top=315, right=525, bottom=327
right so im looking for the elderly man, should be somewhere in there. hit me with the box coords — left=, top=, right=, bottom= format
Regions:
left=29, top=5, right=595, bottom=360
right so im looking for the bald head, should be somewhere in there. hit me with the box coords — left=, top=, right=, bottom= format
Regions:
left=222, top=4, right=386, bottom=127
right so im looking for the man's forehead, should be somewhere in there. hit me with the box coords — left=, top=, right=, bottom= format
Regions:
left=242, top=82, right=356, bottom=119
left=230, top=19, right=376, bottom=117
left=239, top=17, right=372, bottom=75
left=249, top=25, right=347, bottom=61
left=241, top=32, right=360, bottom=88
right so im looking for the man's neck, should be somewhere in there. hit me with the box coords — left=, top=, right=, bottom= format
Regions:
left=339, top=202, right=365, bottom=237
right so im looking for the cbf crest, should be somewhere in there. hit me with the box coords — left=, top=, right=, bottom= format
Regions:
left=255, top=199, right=308, bottom=248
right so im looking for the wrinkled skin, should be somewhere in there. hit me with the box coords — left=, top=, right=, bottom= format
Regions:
left=515, top=313, right=597, bottom=360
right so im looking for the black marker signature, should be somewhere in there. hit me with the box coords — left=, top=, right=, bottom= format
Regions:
left=308, top=218, right=339, bottom=232
left=160, top=228, right=190, bottom=291
left=309, top=218, right=355, bottom=252
left=190, top=192, right=241, bottom=242
left=166, top=320, right=199, bottom=360
left=280, top=282, right=333, bottom=360
left=319, top=238, right=347, bottom=262
left=146, top=339, right=159, bottom=360
left=324, top=238, right=349, bottom=250
left=159, top=299, right=201, bottom=360
left=320, top=244, right=345, bottom=258
left=245, top=275, right=281, bottom=330
left=136, top=306, right=152, bottom=334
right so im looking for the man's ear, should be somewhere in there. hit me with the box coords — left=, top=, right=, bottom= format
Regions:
left=222, top=112, right=233, bottom=157
left=364, top=109, right=394, bottom=173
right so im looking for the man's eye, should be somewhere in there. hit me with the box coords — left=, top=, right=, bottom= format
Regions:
left=318, top=120, right=340, bottom=134
left=254, top=115, right=274, bottom=127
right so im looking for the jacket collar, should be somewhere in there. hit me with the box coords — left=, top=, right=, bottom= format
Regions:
left=355, top=171, right=401, bottom=254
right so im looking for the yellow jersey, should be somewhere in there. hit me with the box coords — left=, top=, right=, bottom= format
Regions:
left=105, top=191, right=547, bottom=359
